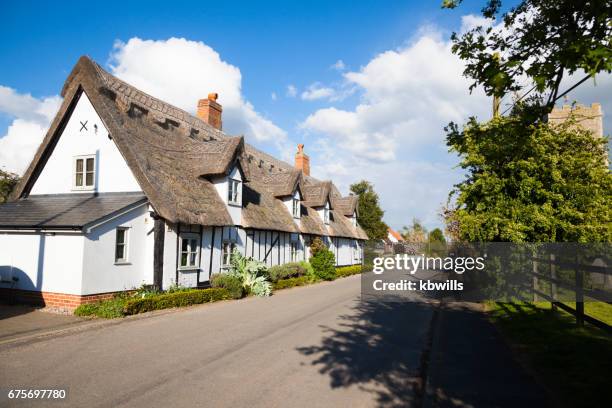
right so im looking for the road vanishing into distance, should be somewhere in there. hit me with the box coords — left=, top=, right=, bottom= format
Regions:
left=0, top=273, right=548, bottom=408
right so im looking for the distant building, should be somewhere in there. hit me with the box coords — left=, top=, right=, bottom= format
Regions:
left=548, top=103, right=603, bottom=137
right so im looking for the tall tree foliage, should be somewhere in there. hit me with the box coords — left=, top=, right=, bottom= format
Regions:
left=0, top=169, right=19, bottom=204
left=447, top=116, right=611, bottom=242
left=350, top=180, right=388, bottom=240
left=444, top=0, right=612, bottom=115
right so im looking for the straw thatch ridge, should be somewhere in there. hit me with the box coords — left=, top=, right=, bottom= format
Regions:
left=11, top=56, right=368, bottom=239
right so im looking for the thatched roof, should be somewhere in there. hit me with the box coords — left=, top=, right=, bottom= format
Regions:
left=10, top=56, right=368, bottom=240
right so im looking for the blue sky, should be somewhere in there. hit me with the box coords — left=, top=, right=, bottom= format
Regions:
left=1, top=0, right=609, bottom=232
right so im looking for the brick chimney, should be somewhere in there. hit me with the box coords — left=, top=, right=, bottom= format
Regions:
left=295, top=144, right=310, bottom=176
left=197, top=93, right=222, bottom=130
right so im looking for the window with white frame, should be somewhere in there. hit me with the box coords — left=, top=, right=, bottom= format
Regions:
left=221, top=241, right=237, bottom=267
left=323, top=205, right=330, bottom=224
left=74, top=155, right=95, bottom=189
left=115, top=227, right=129, bottom=263
left=292, top=198, right=300, bottom=218
left=228, top=178, right=241, bottom=205
left=353, top=240, right=360, bottom=260
left=180, top=234, right=199, bottom=268
left=290, top=241, right=299, bottom=262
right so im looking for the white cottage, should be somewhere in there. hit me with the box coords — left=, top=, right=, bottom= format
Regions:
left=0, top=56, right=368, bottom=308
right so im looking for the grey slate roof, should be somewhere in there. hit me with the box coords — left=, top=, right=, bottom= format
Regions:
left=0, top=193, right=147, bottom=229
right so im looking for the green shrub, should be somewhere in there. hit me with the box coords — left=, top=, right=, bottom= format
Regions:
left=74, top=296, right=127, bottom=318
left=273, top=276, right=311, bottom=290
left=123, top=288, right=229, bottom=315
left=268, top=262, right=313, bottom=282
left=211, top=273, right=244, bottom=299
left=336, top=265, right=362, bottom=278
left=310, top=249, right=336, bottom=281
left=228, top=249, right=272, bottom=297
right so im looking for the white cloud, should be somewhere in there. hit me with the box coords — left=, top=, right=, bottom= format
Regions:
left=460, top=14, right=494, bottom=34
left=0, top=87, right=61, bottom=174
left=331, top=60, right=346, bottom=71
left=300, top=83, right=337, bottom=101
left=301, top=28, right=491, bottom=230
left=271, top=92, right=277, bottom=101
left=286, top=84, right=298, bottom=98
left=110, top=37, right=285, bottom=143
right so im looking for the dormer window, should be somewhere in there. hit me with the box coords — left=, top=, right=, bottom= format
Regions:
left=324, top=204, right=330, bottom=224
left=228, top=178, right=241, bottom=205
left=74, top=155, right=95, bottom=190
left=292, top=198, right=300, bottom=218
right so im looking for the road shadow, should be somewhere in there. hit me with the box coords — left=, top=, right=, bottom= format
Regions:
left=297, top=296, right=437, bottom=407
left=427, top=301, right=552, bottom=408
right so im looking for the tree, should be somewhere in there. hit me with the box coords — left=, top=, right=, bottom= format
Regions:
left=350, top=180, right=388, bottom=240
left=444, top=0, right=612, bottom=116
left=446, top=115, right=611, bottom=242
left=428, top=228, right=446, bottom=245
left=401, top=218, right=428, bottom=243
left=0, top=169, right=19, bottom=204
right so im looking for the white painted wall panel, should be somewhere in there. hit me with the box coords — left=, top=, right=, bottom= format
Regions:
left=30, top=92, right=141, bottom=195
left=0, top=232, right=84, bottom=294
left=81, top=204, right=150, bottom=294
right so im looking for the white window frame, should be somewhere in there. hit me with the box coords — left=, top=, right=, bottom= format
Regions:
left=324, top=206, right=330, bottom=225
left=353, top=240, right=360, bottom=261
left=221, top=240, right=237, bottom=268
left=290, top=241, right=299, bottom=262
left=292, top=198, right=300, bottom=218
left=179, top=233, right=200, bottom=269
left=114, top=227, right=130, bottom=264
left=73, top=155, right=96, bottom=190
left=228, top=178, right=241, bottom=206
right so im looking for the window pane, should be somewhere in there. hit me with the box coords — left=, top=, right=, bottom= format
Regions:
left=115, top=244, right=124, bottom=261
left=86, top=172, right=94, bottom=186
left=86, top=158, right=94, bottom=172
left=189, top=253, right=196, bottom=266
left=76, top=159, right=83, bottom=172
left=181, top=253, right=187, bottom=267
left=181, top=239, right=189, bottom=252
left=75, top=173, right=83, bottom=187
left=116, top=229, right=125, bottom=244
left=190, top=239, right=197, bottom=250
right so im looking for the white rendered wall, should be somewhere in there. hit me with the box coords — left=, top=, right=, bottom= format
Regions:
left=0, top=232, right=84, bottom=294
left=30, top=91, right=141, bottom=195
left=81, top=204, right=151, bottom=294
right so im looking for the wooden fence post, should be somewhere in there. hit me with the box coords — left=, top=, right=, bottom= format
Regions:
left=550, top=253, right=557, bottom=311
left=533, top=257, right=539, bottom=302
left=575, top=254, right=584, bottom=327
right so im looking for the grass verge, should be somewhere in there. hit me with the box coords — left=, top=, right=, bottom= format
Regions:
left=486, top=301, right=612, bottom=408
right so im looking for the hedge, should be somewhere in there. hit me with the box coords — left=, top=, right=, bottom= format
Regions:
left=273, top=276, right=311, bottom=290
left=336, top=265, right=363, bottom=278
left=268, top=261, right=313, bottom=282
left=210, top=273, right=244, bottom=299
left=123, top=288, right=229, bottom=315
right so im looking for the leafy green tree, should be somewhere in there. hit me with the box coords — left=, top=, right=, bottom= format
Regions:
left=444, top=0, right=612, bottom=115
left=350, top=180, right=388, bottom=240
left=428, top=228, right=446, bottom=245
left=0, top=169, right=19, bottom=204
left=447, top=116, right=611, bottom=242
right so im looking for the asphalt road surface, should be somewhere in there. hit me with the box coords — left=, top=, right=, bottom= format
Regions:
left=0, top=275, right=436, bottom=408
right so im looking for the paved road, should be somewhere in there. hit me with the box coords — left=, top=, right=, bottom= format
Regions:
left=0, top=275, right=436, bottom=408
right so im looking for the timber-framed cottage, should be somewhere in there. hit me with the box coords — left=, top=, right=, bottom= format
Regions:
left=0, top=56, right=368, bottom=308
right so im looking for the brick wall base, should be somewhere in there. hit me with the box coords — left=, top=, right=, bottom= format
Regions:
left=0, top=288, right=121, bottom=310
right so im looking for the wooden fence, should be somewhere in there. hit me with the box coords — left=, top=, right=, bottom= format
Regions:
left=529, top=253, right=611, bottom=332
